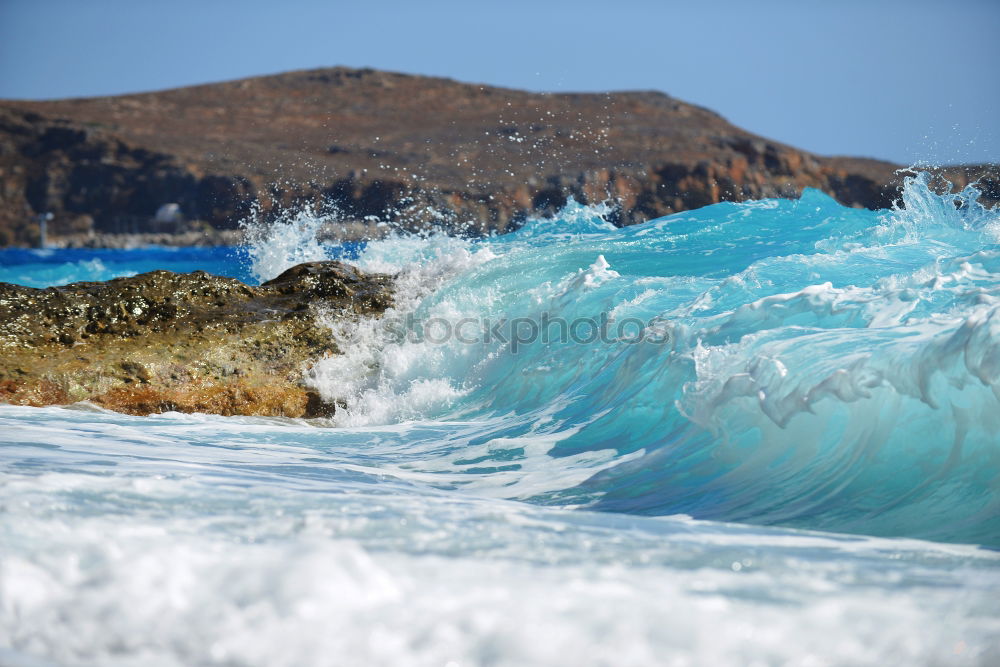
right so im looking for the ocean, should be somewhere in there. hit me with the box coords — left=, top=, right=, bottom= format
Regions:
left=1, top=171, right=998, bottom=665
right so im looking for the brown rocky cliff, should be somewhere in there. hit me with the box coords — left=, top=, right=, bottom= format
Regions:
left=1, top=67, right=996, bottom=246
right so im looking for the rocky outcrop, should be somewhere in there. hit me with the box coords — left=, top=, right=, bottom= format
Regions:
left=0, top=261, right=393, bottom=416
left=1, top=67, right=997, bottom=246
left=0, top=107, right=255, bottom=246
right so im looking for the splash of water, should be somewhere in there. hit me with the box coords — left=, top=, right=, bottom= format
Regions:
left=240, top=205, right=336, bottom=283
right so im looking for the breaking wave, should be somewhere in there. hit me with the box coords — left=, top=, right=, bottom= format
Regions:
left=282, top=172, right=1000, bottom=545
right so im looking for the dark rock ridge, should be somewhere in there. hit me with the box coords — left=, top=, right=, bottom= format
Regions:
left=1, top=67, right=997, bottom=246
left=0, top=261, right=393, bottom=416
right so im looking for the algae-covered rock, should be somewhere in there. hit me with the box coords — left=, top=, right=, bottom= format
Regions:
left=0, top=261, right=393, bottom=417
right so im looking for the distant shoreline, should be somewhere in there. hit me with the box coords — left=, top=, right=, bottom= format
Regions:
left=11, top=219, right=385, bottom=250
left=34, top=229, right=244, bottom=250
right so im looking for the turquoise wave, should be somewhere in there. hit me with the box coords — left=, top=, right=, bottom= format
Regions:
left=304, top=171, right=1000, bottom=546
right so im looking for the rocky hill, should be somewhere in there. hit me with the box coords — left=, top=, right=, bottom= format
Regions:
left=0, top=67, right=996, bottom=246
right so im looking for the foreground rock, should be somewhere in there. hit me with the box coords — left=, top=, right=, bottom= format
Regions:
left=0, top=261, right=393, bottom=417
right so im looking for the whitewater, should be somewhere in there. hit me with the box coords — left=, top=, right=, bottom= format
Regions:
left=1, top=171, right=998, bottom=665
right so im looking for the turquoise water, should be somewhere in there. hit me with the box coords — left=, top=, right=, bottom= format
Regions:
left=0, top=246, right=250, bottom=287
left=1, top=172, right=998, bottom=665
left=0, top=242, right=363, bottom=288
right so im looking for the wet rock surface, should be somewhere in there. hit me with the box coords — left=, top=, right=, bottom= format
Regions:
left=0, top=261, right=393, bottom=417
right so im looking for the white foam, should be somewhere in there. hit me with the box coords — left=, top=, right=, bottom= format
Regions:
left=1, top=467, right=997, bottom=667
left=306, top=232, right=497, bottom=426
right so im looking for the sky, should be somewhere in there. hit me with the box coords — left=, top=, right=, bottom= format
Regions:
left=0, top=0, right=997, bottom=166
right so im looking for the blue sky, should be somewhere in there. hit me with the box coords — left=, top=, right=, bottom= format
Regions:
left=1, top=0, right=997, bottom=165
